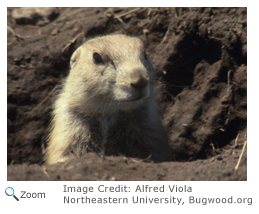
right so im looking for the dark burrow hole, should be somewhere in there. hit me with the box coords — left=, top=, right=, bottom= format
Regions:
left=161, top=33, right=222, bottom=98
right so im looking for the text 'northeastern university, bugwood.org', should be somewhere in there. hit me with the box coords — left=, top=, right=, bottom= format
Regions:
left=62, top=184, right=252, bottom=205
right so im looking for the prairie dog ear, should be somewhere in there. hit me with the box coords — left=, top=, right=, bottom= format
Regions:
left=70, top=47, right=81, bottom=69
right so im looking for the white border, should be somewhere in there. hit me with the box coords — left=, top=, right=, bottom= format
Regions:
left=3, top=2, right=258, bottom=213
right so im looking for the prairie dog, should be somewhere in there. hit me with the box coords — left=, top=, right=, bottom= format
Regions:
left=44, top=34, right=172, bottom=165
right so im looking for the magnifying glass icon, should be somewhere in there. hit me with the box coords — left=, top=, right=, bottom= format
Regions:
left=5, top=187, right=19, bottom=201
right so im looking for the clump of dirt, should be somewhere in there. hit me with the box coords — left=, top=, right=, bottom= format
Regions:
left=7, top=7, right=247, bottom=181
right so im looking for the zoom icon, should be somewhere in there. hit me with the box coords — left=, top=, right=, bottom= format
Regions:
left=5, top=187, right=19, bottom=201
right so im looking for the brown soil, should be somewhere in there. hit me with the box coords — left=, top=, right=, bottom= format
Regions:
left=7, top=7, right=247, bottom=181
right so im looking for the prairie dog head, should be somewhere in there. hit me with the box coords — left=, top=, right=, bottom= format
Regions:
left=64, top=34, right=156, bottom=115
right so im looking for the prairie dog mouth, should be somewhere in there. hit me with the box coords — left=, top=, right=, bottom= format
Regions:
left=118, top=89, right=149, bottom=103
left=115, top=92, right=149, bottom=111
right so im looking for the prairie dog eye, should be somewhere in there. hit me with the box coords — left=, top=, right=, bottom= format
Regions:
left=93, top=52, right=103, bottom=64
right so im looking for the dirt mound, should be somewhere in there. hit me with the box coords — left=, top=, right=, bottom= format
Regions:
left=7, top=7, right=247, bottom=180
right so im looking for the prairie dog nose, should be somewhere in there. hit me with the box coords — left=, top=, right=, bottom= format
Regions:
left=130, top=69, right=149, bottom=89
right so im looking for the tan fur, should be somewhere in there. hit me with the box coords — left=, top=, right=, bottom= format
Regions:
left=44, top=34, right=172, bottom=165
